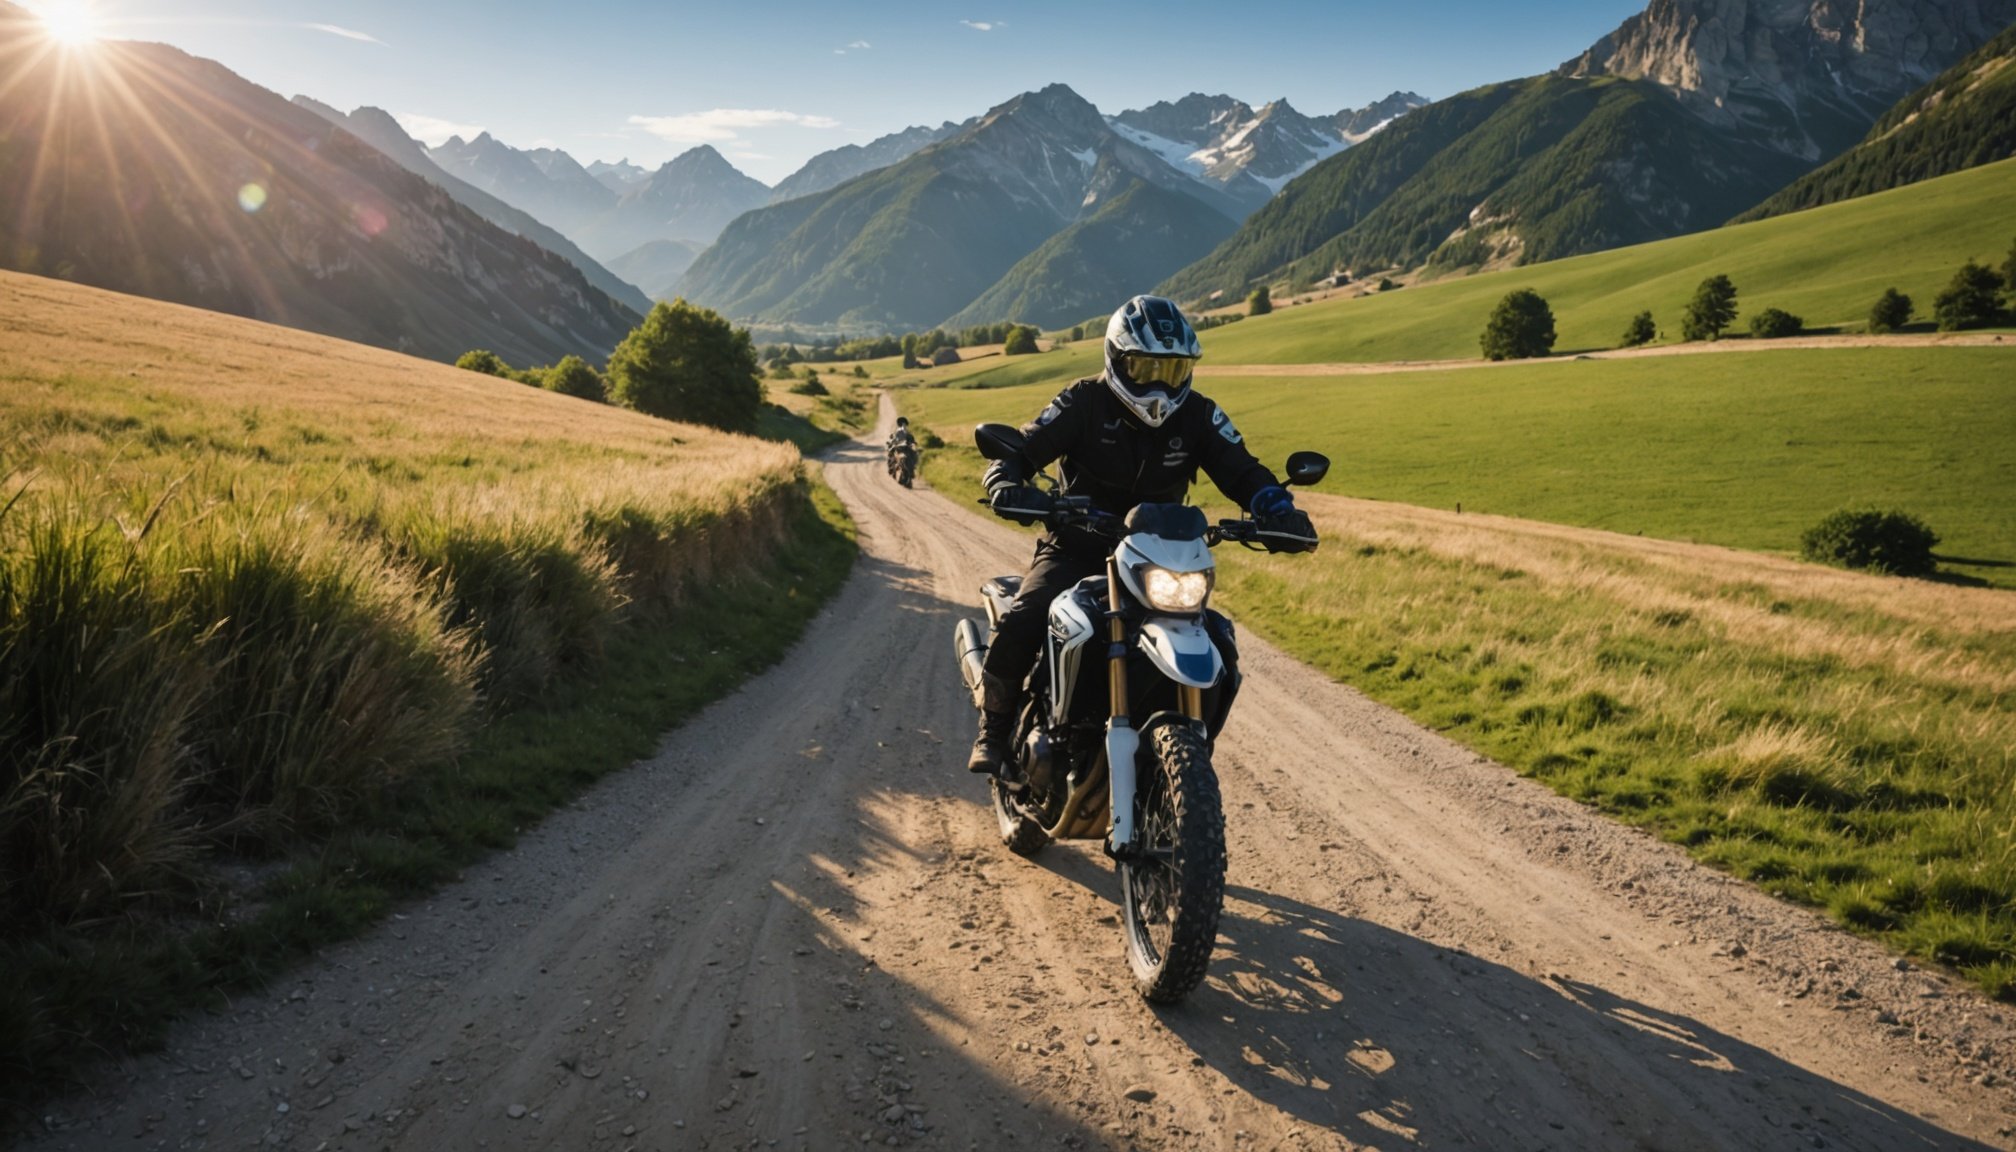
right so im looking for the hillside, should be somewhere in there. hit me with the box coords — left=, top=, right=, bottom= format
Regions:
left=943, top=179, right=1237, bottom=330
left=1160, top=0, right=2016, bottom=304
left=1185, top=157, right=2016, bottom=365
left=293, top=99, right=654, bottom=315
left=572, top=145, right=772, bottom=261
left=768, top=122, right=961, bottom=204
left=606, top=238, right=705, bottom=301
left=1739, top=21, right=2016, bottom=221
left=0, top=266, right=842, bottom=1095
left=0, top=9, right=639, bottom=366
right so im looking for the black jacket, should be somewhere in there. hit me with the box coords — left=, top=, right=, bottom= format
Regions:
left=988, top=377, right=1278, bottom=558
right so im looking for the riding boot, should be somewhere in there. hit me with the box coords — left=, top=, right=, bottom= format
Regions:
left=966, top=671, right=1020, bottom=778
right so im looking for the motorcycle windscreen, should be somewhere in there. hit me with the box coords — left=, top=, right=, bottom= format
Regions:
left=1137, top=618, right=1224, bottom=689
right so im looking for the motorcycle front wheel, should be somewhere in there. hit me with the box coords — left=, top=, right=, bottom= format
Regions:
left=1119, top=722, right=1226, bottom=1004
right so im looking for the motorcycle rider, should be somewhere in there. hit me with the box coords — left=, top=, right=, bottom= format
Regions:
left=968, top=295, right=1315, bottom=778
left=886, top=416, right=918, bottom=477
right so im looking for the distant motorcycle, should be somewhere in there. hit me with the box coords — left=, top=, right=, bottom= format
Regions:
left=887, top=440, right=918, bottom=488
left=952, top=421, right=1326, bottom=1002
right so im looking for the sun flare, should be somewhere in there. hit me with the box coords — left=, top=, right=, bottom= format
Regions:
left=33, top=0, right=103, bottom=46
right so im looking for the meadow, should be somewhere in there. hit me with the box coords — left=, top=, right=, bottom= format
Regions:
left=0, top=270, right=853, bottom=1096
left=902, top=344, right=2016, bottom=996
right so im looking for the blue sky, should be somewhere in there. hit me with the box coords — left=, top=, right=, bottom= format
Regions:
left=59, top=0, right=1647, bottom=184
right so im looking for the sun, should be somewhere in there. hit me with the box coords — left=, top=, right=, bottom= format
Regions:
left=33, top=1, right=103, bottom=46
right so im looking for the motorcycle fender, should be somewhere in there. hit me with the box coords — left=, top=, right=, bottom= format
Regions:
left=1138, top=618, right=1224, bottom=689
left=1106, top=720, right=1140, bottom=851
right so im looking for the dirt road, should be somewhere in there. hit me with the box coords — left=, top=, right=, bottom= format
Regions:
left=23, top=404, right=2016, bottom=1151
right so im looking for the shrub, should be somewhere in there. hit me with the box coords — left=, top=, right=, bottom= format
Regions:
left=852, top=365, right=868, bottom=379
left=1480, top=289, right=1556, bottom=361
left=1620, top=311, right=1656, bottom=348
left=788, top=378, right=829, bottom=396
left=1932, top=260, right=2006, bottom=331
left=1003, top=326, right=1040, bottom=356
left=1247, top=285, right=1273, bottom=317
left=1682, top=274, right=1739, bottom=341
left=455, top=350, right=510, bottom=377
left=1868, top=289, right=1914, bottom=334
left=541, top=355, right=606, bottom=402
left=1800, top=509, right=1939, bottom=577
left=1377, top=277, right=1397, bottom=292
left=1749, top=308, right=1803, bottom=339
left=607, top=300, right=763, bottom=432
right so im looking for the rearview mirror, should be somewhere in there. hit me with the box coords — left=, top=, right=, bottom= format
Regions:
left=974, top=422, right=1027, bottom=462
left=1284, top=451, right=1329, bottom=488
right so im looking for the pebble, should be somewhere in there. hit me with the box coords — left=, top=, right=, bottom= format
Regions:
left=877, top=1018, right=894, bottom=1032
left=1084, top=1032, right=1100, bottom=1046
left=882, top=1104, right=907, bottom=1124
left=1122, top=1084, right=1157, bottom=1103
left=506, top=1105, right=527, bottom=1120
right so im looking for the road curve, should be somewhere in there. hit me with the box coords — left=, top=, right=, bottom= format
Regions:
left=21, top=401, right=2015, bottom=1151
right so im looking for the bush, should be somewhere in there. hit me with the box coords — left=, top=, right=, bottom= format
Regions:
left=1868, top=289, right=1914, bottom=334
left=1480, top=289, right=1556, bottom=361
left=1377, top=277, right=1397, bottom=292
left=1682, top=274, right=1739, bottom=341
left=607, top=300, right=763, bottom=432
left=852, top=365, right=868, bottom=379
left=1749, top=308, right=1803, bottom=339
left=1620, top=311, right=1656, bottom=348
left=1800, top=509, right=1939, bottom=577
left=455, top=350, right=510, bottom=377
left=1932, top=260, right=2006, bottom=331
left=541, top=355, right=606, bottom=402
left=1003, top=326, right=1040, bottom=356
left=788, top=378, right=829, bottom=396
left=1247, top=285, right=1273, bottom=317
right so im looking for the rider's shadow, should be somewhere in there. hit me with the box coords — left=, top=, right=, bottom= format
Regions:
left=1024, top=867, right=1993, bottom=1151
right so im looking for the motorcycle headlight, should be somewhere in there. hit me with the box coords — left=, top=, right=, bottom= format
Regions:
left=1141, top=566, right=1212, bottom=613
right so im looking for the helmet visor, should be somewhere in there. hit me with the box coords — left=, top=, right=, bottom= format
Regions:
left=1118, top=352, right=1197, bottom=391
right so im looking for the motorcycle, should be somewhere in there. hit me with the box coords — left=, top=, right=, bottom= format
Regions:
left=951, top=421, right=1327, bottom=1002
left=887, top=440, right=918, bottom=488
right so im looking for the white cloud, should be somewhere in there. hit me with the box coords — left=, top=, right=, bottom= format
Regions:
left=731, top=151, right=772, bottom=161
left=628, top=109, right=841, bottom=145
left=835, top=39, right=871, bottom=53
left=960, top=19, right=1005, bottom=31
left=396, top=113, right=486, bottom=147
left=305, top=23, right=382, bottom=44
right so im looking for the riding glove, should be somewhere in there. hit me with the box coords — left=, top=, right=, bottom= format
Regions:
left=990, top=485, right=1054, bottom=526
left=1249, top=485, right=1295, bottom=519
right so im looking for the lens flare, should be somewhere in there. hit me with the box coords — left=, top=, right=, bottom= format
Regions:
left=237, top=183, right=267, bottom=213
left=32, top=1, right=102, bottom=46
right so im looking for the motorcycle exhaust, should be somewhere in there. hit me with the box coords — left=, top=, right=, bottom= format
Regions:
left=953, top=619, right=988, bottom=704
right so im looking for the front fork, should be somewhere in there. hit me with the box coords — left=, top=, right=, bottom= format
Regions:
left=1105, top=558, right=1206, bottom=854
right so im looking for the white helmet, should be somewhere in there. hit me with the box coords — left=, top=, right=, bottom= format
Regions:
left=1103, top=295, right=1200, bottom=428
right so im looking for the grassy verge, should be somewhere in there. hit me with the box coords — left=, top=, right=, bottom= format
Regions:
left=903, top=392, right=2016, bottom=1000
left=0, top=476, right=855, bottom=1109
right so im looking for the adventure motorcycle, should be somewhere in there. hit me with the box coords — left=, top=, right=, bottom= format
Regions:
left=952, top=421, right=1327, bottom=1002
left=887, top=440, right=918, bottom=487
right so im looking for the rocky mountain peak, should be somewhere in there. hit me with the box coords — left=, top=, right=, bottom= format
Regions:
left=1561, top=0, right=2016, bottom=156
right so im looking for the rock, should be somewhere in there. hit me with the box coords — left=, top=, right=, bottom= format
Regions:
left=1084, top=1032, right=1100, bottom=1046
left=1893, top=958, right=1912, bottom=972
left=1876, top=1010, right=1900, bottom=1025
left=1123, top=1084, right=1157, bottom=1103
left=877, top=1018, right=894, bottom=1031
left=506, top=1105, right=527, bottom=1120
left=342, top=1118, right=362, bottom=1133
left=883, top=1104, right=908, bottom=1125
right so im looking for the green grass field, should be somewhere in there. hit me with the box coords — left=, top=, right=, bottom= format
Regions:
left=903, top=347, right=2016, bottom=588
left=1201, top=158, right=2016, bottom=364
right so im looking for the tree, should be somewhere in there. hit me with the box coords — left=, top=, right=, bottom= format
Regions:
left=606, top=300, right=763, bottom=432
left=542, top=355, right=606, bottom=402
left=1932, top=260, right=2005, bottom=331
left=1479, top=289, right=1556, bottom=361
left=2004, top=236, right=2016, bottom=303
left=1003, top=326, right=1040, bottom=356
left=1247, top=285, right=1273, bottom=317
left=1867, top=289, right=1914, bottom=334
left=1748, top=308, right=1803, bottom=339
left=1800, top=509, right=1939, bottom=577
left=456, top=349, right=510, bottom=377
left=1620, top=311, right=1657, bottom=348
left=1681, top=274, right=1739, bottom=341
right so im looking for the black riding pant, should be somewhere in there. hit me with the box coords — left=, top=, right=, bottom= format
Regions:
left=979, top=537, right=1103, bottom=705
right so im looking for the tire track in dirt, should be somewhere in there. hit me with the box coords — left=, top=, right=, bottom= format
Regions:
left=19, top=400, right=2013, bottom=1152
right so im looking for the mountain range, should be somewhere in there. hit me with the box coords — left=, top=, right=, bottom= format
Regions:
left=676, top=84, right=1428, bottom=330
left=1162, top=0, right=2016, bottom=304
left=0, top=2, right=638, bottom=367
